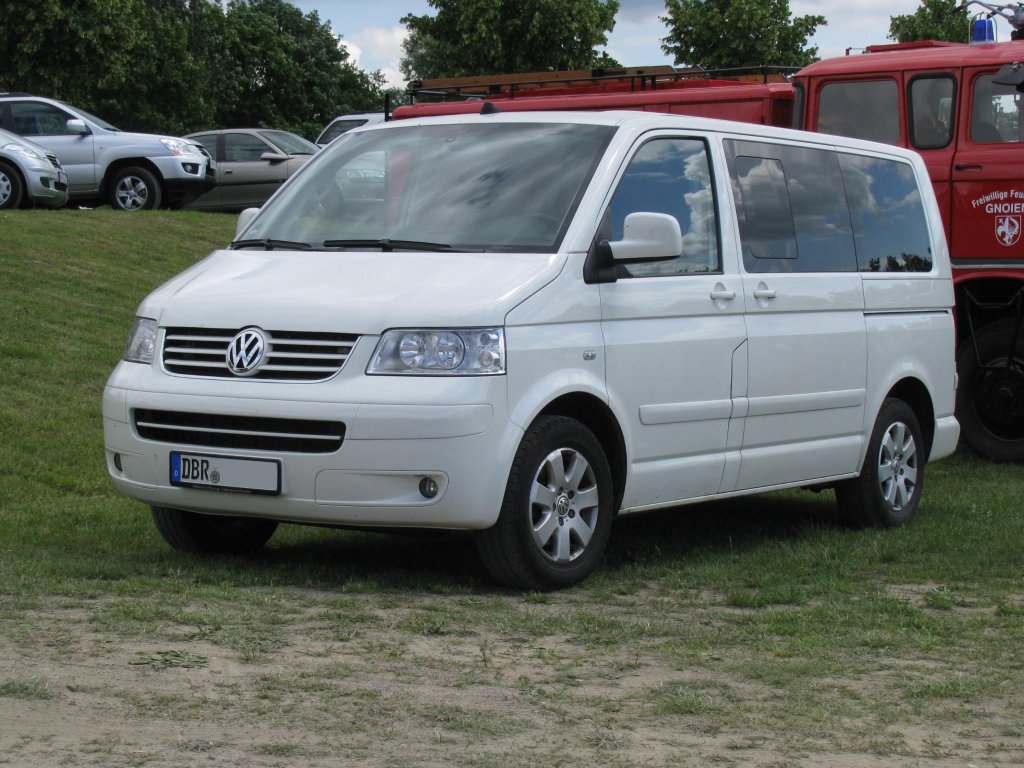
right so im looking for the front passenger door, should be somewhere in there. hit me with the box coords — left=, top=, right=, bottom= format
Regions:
left=599, top=136, right=747, bottom=508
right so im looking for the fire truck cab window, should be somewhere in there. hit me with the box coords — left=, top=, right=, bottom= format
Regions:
left=606, top=138, right=719, bottom=277
left=817, top=80, right=900, bottom=145
left=910, top=76, right=955, bottom=149
left=971, top=74, right=1022, bottom=143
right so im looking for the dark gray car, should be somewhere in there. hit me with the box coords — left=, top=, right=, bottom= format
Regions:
left=184, top=129, right=318, bottom=212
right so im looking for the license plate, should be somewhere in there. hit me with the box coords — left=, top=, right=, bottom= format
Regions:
left=170, top=451, right=280, bottom=495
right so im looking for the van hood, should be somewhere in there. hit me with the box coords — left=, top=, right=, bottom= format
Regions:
left=141, top=249, right=567, bottom=332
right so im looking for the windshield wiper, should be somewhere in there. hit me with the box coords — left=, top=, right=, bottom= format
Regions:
left=230, top=238, right=312, bottom=251
left=322, top=238, right=466, bottom=252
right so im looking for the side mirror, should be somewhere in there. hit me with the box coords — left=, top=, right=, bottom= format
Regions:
left=608, top=212, right=682, bottom=262
left=260, top=151, right=289, bottom=163
left=66, top=118, right=88, bottom=135
left=993, top=62, right=1024, bottom=90
left=235, top=207, right=260, bottom=238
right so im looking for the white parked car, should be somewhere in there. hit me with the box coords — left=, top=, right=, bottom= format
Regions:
left=103, top=111, right=959, bottom=589
left=0, top=93, right=214, bottom=210
left=0, top=127, right=67, bottom=209
left=315, top=112, right=385, bottom=146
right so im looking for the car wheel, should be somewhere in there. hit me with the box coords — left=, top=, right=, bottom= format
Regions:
left=150, top=506, right=278, bottom=554
left=0, top=161, right=25, bottom=209
left=476, top=416, right=614, bottom=590
left=109, top=166, right=163, bottom=211
left=956, top=319, right=1024, bottom=462
left=835, top=398, right=924, bottom=527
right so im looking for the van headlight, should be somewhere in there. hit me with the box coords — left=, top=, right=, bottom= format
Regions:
left=368, top=328, right=505, bottom=375
left=123, top=317, right=158, bottom=364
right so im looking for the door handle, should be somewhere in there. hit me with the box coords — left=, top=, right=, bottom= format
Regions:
left=954, top=163, right=983, bottom=171
left=223, top=169, right=234, bottom=175
left=753, top=288, right=777, bottom=300
left=710, top=289, right=736, bottom=301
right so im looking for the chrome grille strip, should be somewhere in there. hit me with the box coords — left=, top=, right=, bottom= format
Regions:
left=163, top=327, right=359, bottom=381
left=134, top=409, right=345, bottom=453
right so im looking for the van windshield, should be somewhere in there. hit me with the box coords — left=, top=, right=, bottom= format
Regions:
left=240, top=122, right=615, bottom=253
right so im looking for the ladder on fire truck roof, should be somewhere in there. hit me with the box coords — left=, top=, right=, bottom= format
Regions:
left=405, top=65, right=797, bottom=102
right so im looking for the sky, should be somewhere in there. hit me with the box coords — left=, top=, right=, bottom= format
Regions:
left=291, top=0, right=1015, bottom=89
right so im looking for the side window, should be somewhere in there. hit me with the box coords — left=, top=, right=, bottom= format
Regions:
left=726, top=140, right=857, bottom=273
left=839, top=154, right=933, bottom=272
left=817, top=80, right=900, bottom=145
left=605, top=137, right=719, bottom=277
left=189, top=134, right=219, bottom=159
left=322, top=120, right=368, bottom=144
left=909, top=75, right=955, bottom=149
left=9, top=102, right=75, bottom=137
left=971, top=73, right=1022, bottom=143
left=223, top=133, right=272, bottom=162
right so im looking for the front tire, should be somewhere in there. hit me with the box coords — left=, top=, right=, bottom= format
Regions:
left=476, top=416, right=614, bottom=590
left=150, top=506, right=277, bottom=554
left=835, top=398, right=924, bottom=527
left=956, top=319, right=1024, bottom=462
left=0, top=161, right=25, bottom=209
left=108, top=166, right=162, bottom=211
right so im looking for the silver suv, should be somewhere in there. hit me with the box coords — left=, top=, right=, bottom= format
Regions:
left=0, top=127, right=68, bottom=209
left=0, top=94, right=214, bottom=210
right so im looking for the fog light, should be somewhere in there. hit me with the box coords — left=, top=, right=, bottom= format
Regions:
left=182, top=162, right=199, bottom=174
left=113, top=453, right=123, bottom=471
left=419, top=477, right=439, bottom=499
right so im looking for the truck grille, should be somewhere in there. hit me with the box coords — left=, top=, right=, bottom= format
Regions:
left=134, top=409, right=345, bottom=453
left=163, top=327, right=359, bottom=381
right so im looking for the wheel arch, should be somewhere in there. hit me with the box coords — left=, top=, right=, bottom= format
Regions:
left=884, top=376, right=935, bottom=461
left=533, top=392, right=627, bottom=511
left=101, top=158, right=164, bottom=197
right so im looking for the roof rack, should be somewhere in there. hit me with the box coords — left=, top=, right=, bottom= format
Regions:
left=405, top=65, right=797, bottom=102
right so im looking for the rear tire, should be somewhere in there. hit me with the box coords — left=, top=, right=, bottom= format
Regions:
left=150, top=506, right=277, bottom=554
left=956, top=319, right=1024, bottom=462
left=0, top=161, right=25, bottom=209
left=476, top=416, right=613, bottom=590
left=835, top=398, right=924, bottom=527
left=109, top=166, right=162, bottom=211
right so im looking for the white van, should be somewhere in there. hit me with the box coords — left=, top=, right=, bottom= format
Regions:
left=103, top=111, right=959, bottom=589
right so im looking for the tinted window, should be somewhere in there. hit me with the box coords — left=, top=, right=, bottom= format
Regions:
left=224, top=133, right=273, bottom=162
left=839, top=154, right=932, bottom=272
left=971, top=73, right=1023, bottom=143
left=606, top=138, right=719, bottom=276
left=726, top=140, right=857, bottom=273
left=9, top=102, right=74, bottom=136
left=818, top=80, right=900, bottom=144
left=910, top=75, right=955, bottom=149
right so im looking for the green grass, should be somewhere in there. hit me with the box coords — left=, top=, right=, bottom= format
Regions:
left=1, top=209, right=1023, bottom=767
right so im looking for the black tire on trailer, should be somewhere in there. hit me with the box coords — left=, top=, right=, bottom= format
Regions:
left=835, top=398, right=925, bottom=527
left=956, top=319, right=1024, bottom=462
left=150, top=506, right=278, bottom=554
left=476, top=415, right=614, bottom=590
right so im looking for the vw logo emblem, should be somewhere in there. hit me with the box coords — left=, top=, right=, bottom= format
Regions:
left=226, top=328, right=267, bottom=376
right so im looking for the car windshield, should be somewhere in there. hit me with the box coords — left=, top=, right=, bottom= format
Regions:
left=241, top=121, right=615, bottom=253
left=260, top=130, right=318, bottom=155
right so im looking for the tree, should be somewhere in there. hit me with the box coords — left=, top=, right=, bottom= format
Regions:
left=661, top=0, right=825, bottom=70
left=889, top=0, right=969, bottom=43
left=400, top=0, right=620, bottom=81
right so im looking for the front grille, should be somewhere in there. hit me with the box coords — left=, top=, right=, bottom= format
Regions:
left=134, top=409, right=345, bottom=453
left=46, top=153, right=63, bottom=171
left=163, top=327, right=359, bottom=381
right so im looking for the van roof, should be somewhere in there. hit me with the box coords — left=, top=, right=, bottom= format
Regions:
left=797, top=38, right=1024, bottom=77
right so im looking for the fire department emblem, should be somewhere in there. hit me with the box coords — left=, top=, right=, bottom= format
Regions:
left=996, top=215, right=1021, bottom=247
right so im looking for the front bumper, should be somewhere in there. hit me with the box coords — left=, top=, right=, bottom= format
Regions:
left=151, top=155, right=216, bottom=207
left=103, top=365, right=521, bottom=530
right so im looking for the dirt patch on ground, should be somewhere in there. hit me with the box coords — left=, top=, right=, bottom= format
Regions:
left=1, top=589, right=1021, bottom=767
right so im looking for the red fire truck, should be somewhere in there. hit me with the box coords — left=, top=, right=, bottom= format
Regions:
left=392, top=3, right=1024, bottom=462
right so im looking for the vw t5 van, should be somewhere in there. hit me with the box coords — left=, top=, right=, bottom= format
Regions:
left=103, top=111, right=959, bottom=589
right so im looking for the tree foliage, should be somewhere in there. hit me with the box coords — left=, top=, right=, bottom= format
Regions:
left=661, top=0, right=825, bottom=70
left=889, top=0, right=969, bottom=43
left=400, top=0, right=620, bottom=81
left=0, top=0, right=386, bottom=139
